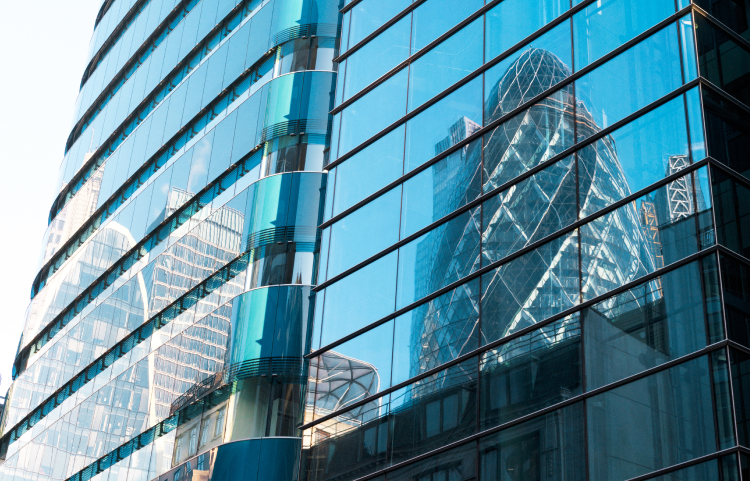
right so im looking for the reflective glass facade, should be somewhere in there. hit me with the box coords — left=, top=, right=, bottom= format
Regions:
left=4, top=0, right=750, bottom=480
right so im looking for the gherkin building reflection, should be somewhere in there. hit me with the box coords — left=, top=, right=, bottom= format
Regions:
left=307, top=48, right=707, bottom=480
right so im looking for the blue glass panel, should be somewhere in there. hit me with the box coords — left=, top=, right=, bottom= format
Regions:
left=485, top=0, right=569, bottom=61
left=584, top=260, right=711, bottom=391
left=482, top=155, right=577, bottom=265
left=484, top=21, right=573, bottom=125
left=573, top=0, right=675, bottom=70
left=408, top=18, right=483, bottom=111
left=392, top=278, right=479, bottom=386
left=410, top=0, right=483, bottom=54
left=344, top=16, right=411, bottom=102
left=339, top=68, right=408, bottom=157
left=400, top=138, right=481, bottom=238
left=327, top=186, right=401, bottom=279
left=404, top=76, right=482, bottom=173
left=332, top=126, right=405, bottom=217
left=680, top=14, right=699, bottom=82
left=578, top=95, right=690, bottom=218
left=348, top=0, right=410, bottom=48
left=575, top=24, right=683, bottom=140
left=320, top=252, right=398, bottom=347
left=481, top=230, right=580, bottom=345
left=397, top=207, right=480, bottom=309
left=587, top=356, right=718, bottom=480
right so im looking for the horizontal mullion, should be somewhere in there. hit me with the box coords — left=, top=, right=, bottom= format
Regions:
left=624, top=446, right=741, bottom=481
left=326, top=5, right=691, bottom=170
left=321, top=78, right=699, bottom=231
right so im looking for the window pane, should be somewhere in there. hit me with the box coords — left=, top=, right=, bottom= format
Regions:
left=573, top=0, right=675, bottom=70
left=485, top=0, right=569, bottom=61
left=410, top=0, right=483, bottom=54
left=481, top=230, right=580, bottom=345
left=391, top=279, right=480, bottom=387
left=344, top=16, right=411, bottom=102
left=480, top=314, right=582, bottom=430
left=583, top=260, right=711, bottom=390
left=397, top=208, right=481, bottom=309
left=587, top=356, right=718, bottom=480
left=482, top=155, right=577, bottom=266
left=575, top=24, right=683, bottom=139
left=408, top=18, right=483, bottom=111
left=319, top=252, right=398, bottom=347
left=479, top=402, right=586, bottom=481
left=332, top=126, right=405, bottom=218
left=400, top=138, right=481, bottom=238
left=339, top=68, right=408, bottom=156
left=404, top=76, right=482, bottom=173
left=327, top=186, right=401, bottom=279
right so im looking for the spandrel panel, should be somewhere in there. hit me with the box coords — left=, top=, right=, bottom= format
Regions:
left=397, top=208, right=481, bottom=310
left=327, top=186, right=401, bottom=280
left=332, top=126, right=405, bottom=218
left=583, top=259, right=713, bottom=391
left=392, top=278, right=480, bottom=387
left=338, top=68, right=408, bottom=157
left=479, top=314, right=582, bottom=430
left=587, top=356, right=718, bottom=480
left=407, top=17, right=483, bottom=111
left=319, top=252, right=397, bottom=348
left=482, top=155, right=577, bottom=266
left=485, top=0, right=569, bottom=62
left=573, top=0, right=675, bottom=70
left=404, top=76, right=482, bottom=174
left=343, top=16, right=411, bottom=102
left=578, top=95, right=691, bottom=218
left=410, top=0, right=483, bottom=54
left=575, top=24, right=683, bottom=141
left=481, top=230, right=580, bottom=346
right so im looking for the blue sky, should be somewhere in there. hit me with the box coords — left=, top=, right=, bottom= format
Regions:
left=0, top=0, right=101, bottom=394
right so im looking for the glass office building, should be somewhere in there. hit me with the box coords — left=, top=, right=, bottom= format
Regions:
left=2, top=0, right=750, bottom=480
